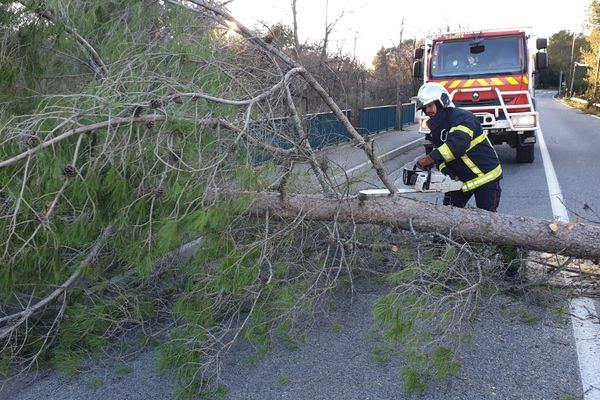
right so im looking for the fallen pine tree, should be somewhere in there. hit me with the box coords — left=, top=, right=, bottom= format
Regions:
left=243, top=191, right=600, bottom=261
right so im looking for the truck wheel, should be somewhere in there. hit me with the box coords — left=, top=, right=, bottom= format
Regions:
left=516, top=141, right=534, bottom=163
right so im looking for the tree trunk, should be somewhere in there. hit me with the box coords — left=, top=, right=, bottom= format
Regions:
left=245, top=192, right=600, bottom=260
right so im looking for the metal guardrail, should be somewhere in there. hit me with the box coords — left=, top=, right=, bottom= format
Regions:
left=570, top=97, right=589, bottom=105
left=359, top=105, right=396, bottom=134
left=305, top=109, right=352, bottom=148
left=247, top=103, right=416, bottom=163
left=358, top=103, right=416, bottom=134
left=247, top=110, right=352, bottom=164
left=570, top=97, right=600, bottom=111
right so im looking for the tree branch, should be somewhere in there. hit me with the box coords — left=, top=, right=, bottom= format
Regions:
left=0, top=225, right=114, bottom=339
left=169, top=0, right=398, bottom=194
left=0, top=115, right=166, bottom=169
left=35, top=9, right=109, bottom=79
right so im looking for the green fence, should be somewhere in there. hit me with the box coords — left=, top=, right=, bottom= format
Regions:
left=359, top=103, right=416, bottom=134
left=247, top=104, right=415, bottom=163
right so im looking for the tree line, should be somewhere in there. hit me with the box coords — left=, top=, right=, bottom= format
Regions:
left=541, top=0, right=600, bottom=99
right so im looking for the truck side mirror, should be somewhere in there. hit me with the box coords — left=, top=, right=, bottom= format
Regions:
left=414, top=47, right=424, bottom=60
left=536, top=38, right=548, bottom=50
left=413, top=60, right=423, bottom=79
left=535, top=52, right=547, bottom=70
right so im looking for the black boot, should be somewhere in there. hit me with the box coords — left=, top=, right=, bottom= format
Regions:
left=498, top=245, right=527, bottom=281
left=503, top=260, right=521, bottom=280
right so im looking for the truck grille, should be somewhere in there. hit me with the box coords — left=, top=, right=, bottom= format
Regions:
left=454, top=99, right=501, bottom=107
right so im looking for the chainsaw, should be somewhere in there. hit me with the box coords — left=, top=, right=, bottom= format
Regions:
left=358, top=163, right=463, bottom=199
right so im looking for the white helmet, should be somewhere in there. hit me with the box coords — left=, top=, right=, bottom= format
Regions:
left=416, top=82, right=455, bottom=110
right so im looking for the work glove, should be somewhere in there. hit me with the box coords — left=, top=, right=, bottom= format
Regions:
left=440, top=166, right=458, bottom=180
left=416, top=154, right=434, bottom=170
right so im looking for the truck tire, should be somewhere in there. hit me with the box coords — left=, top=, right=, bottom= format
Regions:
left=516, top=141, right=534, bottom=163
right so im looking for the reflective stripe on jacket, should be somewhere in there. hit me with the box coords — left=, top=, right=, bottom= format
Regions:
left=428, top=108, right=502, bottom=192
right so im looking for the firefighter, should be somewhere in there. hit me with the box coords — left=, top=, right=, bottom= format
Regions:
left=415, top=82, right=524, bottom=278
left=415, top=82, right=502, bottom=212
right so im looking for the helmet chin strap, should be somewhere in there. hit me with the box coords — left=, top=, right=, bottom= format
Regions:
left=440, top=92, right=451, bottom=107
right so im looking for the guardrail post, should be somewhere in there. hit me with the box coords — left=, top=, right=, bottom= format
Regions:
left=395, top=101, right=403, bottom=131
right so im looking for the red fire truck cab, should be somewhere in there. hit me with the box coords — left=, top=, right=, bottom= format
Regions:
left=413, top=28, right=548, bottom=163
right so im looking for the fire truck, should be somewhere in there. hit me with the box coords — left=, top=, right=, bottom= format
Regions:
left=413, top=28, right=548, bottom=163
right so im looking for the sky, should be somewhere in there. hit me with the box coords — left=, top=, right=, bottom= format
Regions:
left=227, top=0, right=592, bottom=66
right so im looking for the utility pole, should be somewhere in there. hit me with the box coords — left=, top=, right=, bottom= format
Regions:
left=395, top=20, right=405, bottom=131
left=568, top=33, right=576, bottom=97
left=570, top=62, right=590, bottom=98
left=570, top=63, right=578, bottom=97
left=558, top=70, right=563, bottom=97
left=594, top=48, right=600, bottom=100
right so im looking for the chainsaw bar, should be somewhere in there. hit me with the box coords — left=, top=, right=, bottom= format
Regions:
left=358, top=188, right=419, bottom=200
left=359, top=164, right=463, bottom=200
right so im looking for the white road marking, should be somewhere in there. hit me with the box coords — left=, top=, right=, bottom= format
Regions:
left=537, top=128, right=566, bottom=217
left=538, top=127, right=600, bottom=400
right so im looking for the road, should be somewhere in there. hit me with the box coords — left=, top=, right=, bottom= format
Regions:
left=4, top=91, right=599, bottom=400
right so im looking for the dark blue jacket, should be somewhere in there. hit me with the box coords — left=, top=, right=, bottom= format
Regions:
left=427, top=107, right=502, bottom=192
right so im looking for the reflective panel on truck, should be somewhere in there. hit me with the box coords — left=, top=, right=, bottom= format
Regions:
left=439, top=75, right=528, bottom=89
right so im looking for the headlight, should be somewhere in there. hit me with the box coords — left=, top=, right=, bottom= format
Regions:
left=510, top=114, right=537, bottom=129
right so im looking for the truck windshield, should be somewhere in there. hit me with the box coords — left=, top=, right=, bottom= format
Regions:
left=430, top=36, right=524, bottom=78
